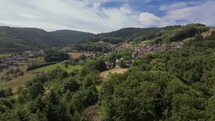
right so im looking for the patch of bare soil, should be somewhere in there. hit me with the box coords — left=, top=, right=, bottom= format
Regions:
left=100, top=67, right=128, bottom=79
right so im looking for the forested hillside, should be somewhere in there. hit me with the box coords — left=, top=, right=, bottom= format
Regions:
left=0, top=26, right=215, bottom=121
left=74, top=24, right=209, bottom=52
left=0, top=27, right=94, bottom=51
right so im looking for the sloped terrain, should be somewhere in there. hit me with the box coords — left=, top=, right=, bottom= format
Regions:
left=0, top=26, right=94, bottom=51
left=74, top=24, right=210, bottom=52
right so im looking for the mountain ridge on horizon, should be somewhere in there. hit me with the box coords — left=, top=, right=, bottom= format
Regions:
left=0, top=26, right=94, bottom=52
left=74, top=23, right=214, bottom=52
left=0, top=23, right=213, bottom=52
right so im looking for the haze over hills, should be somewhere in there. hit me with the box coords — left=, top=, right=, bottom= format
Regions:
left=0, top=26, right=94, bottom=51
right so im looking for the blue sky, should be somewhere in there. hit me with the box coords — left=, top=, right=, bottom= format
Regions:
left=0, top=0, right=214, bottom=33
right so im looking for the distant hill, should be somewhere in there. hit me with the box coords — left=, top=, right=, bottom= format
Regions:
left=0, top=24, right=211, bottom=52
left=0, top=26, right=94, bottom=52
left=89, top=24, right=209, bottom=44
left=74, top=24, right=210, bottom=52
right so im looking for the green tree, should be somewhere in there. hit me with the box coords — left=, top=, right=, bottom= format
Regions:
left=29, top=82, right=45, bottom=99
left=86, top=58, right=106, bottom=72
left=44, top=49, right=70, bottom=62
left=206, top=96, right=215, bottom=120
left=62, top=79, right=80, bottom=93
left=101, top=79, right=160, bottom=121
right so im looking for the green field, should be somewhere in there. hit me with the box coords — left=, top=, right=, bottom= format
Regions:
left=0, top=63, right=82, bottom=92
left=0, top=53, right=11, bottom=58
left=0, top=73, right=35, bottom=92
left=27, top=57, right=46, bottom=65
left=30, top=63, right=82, bottom=73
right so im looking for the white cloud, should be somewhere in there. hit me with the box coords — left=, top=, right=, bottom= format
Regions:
left=0, top=0, right=136, bottom=33
left=161, top=1, right=215, bottom=26
left=0, top=0, right=214, bottom=33
left=0, top=0, right=155, bottom=33
left=138, top=12, right=167, bottom=27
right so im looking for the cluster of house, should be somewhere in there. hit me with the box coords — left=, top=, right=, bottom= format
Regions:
left=66, top=44, right=183, bottom=70
left=61, top=53, right=94, bottom=65
left=5, top=56, right=25, bottom=62
left=59, top=44, right=183, bottom=70
left=133, top=44, right=183, bottom=57
left=105, top=58, right=133, bottom=69
left=0, top=50, right=44, bottom=70
left=0, top=55, right=25, bottom=69
left=24, top=50, right=44, bottom=57
left=105, top=44, right=183, bottom=68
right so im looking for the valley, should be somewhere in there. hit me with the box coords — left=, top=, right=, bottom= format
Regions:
left=1, top=0, right=215, bottom=120
left=0, top=23, right=215, bottom=121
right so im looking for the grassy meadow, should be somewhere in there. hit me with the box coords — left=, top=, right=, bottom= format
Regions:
left=0, top=63, right=82, bottom=92
left=0, top=53, right=11, bottom=58
left=30, top=63, right=82, bottom=73
left=0, top=73, right=35, bottom=92
left=27, top=57, right=46, bottom=65
left=0, top=60, right=35, bottom=92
